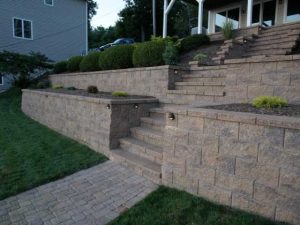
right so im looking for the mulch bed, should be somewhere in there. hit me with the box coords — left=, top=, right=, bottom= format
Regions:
left=202, top=103, right=300, bottom=117
left=35, top=88, right=154, bottom=99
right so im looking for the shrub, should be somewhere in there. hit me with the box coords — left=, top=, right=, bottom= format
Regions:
left=222, top=20, right=234, bottom=39
left=67, top=86, right=76, bottom=90
left=87, top=85, right=98, bottom=93
left=112, top=91, right=128, bottom=97
left=179, top=34, right=210, bottom=53
left=54, top=61, right=67, bottom=74
left=151, top=36, right=179, bottom=43
left=99, top=45, right=134, bottom=70
left=133, top=41, right=166, bottom=67
left=252, top=96, right=288, bottom=109
left=37, top=80, right=50, bottom=89
left=163, top=42, right=179, bottom=65
left=193, top=53, right=208, bottom=62
left=67, top=56, right=83, bottom=72
left=52, top=84, right=63, bottom=89
left=80, top=52, right=101, bottom=72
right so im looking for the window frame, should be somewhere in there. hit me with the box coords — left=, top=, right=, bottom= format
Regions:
left=213, top=5, right=242, bottom=33
left=284, top=0, right=300, bottom=23
left=12, top=17, right=33, bottom=40
left=44, top=0, right=54, bottom=6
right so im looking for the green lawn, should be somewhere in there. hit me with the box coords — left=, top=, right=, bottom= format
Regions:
left=0, top=88, right=107, bottom=200
left=109, top=186, right=287, bottom=225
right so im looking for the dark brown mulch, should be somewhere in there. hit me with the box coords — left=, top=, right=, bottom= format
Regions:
left=202, top=103, right=300, bottom=117
left=34, top=88, right=154, bottom=100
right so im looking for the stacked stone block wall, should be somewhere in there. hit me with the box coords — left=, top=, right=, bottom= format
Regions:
left=162, top=108, right=300, bottom=224
left=50, top=66, right=185, bottom=104
left=21, top=90, right=158, bottom=157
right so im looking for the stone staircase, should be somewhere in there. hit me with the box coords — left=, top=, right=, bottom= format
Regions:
left=111, top=108, right=166, bottom=184
left=167, top=63, right=227, bottom=105
left=243, top=22, right=300, bottom=57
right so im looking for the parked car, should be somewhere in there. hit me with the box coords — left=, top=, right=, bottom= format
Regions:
left=98, top=38, right=134, bottom=52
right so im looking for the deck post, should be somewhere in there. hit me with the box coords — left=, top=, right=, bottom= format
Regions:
left=197, top=0, right=205, bottom=34
left=163, top=0, right=176, bottom=38
left=247, top=0, right=253, bottom=26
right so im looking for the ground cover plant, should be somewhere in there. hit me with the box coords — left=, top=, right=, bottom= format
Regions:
left=252, top=96, right=288, bottom=108
left=108, top=186, right=287, bottom=225
left=0, top=88, right=107, bottom=200
left=222, top=20, right=234, bottom=40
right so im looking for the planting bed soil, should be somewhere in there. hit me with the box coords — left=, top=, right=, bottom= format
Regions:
left=203, top=103, right=300, bottom=117
left=35, top=88, right=154, bottom=99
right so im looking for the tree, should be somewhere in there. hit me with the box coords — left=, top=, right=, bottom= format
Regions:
left=0, top=51, right=52, bottom=88
left=87, top=0, right=98, bottom=31
left=89, top=26, right=117, bottom=49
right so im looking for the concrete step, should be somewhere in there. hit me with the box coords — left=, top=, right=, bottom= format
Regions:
left=248, top=43, right=295, bottom=51
left=167, top=89, right=226, bottom=97
left=140, top=117, right=166, bottom=132
left=243, top=48, right=289, bottom=57
left=149, top=108, right=166, bottom=120
left=189, top=64, right=228, bottom=71
left=175, top=81, right=225, bottom=86
left=131, top=127, right=165, bottom=146
left=167, top=93, right=216, bottom=105
left=175, top=85, right=225, bottom=93
left=255, top=32, right=299, bottom=42
left=111, top=149, right=162, bottom=184
left=181, top=76, right=226, bottom=83
left=261, top=23, right=300, bottom=33
left=252, top=36, right=299, bottom=46
left=120, top=137, right=163, bottom=164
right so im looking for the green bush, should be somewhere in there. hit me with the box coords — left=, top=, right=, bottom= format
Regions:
left=151, top=36, right=179, bottom=43
left=252, top=96, right=288, bottom=109
left=112, top=91, right=128, bottom=97
left=67, top=86, right=76, bottom=90
left=67, top=56, right=83, bottom=72
left=87, top=85, right=98, bottom=93
left=163, top=42, right=179, bottom=65
left=179, top=34, right=210, bottom=53
left=193, top=53, right=208, bottom=62
left=99, top=45, right=134, bottom=70
left=133, top=41, right=166, bottom=67
left=222, top=20, right=234, bottom=39
left=53, top=61, right=67, bottom=74
left=80, top=52, right=101, bottom=72
left=52, top=84, right=63, bottom=89
left=37, top=80, right=50, bottom=89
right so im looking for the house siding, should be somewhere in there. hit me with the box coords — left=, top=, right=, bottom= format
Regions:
left=0, top=0, right=87, bottom=62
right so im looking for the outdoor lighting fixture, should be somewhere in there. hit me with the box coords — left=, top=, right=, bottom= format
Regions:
left=174, top=70, right=178, bottom=74
left=134, top=104, right=139, bottom=109
left=106, top=104, right=111, bottom=110
left=168, top=113, right=175, bottom=121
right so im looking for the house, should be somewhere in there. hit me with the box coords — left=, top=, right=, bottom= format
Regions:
left=0, top=0, right=88, bottom=91
left=163, top=0, right=300, bottom=37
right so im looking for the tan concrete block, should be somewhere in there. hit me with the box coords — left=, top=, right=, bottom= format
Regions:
left=198, top=183, right=232, bottom=206
left=247, top=85, right=274, bottom=99
left=219, top=138, right=258, bottom=158
left=204, top=118, right=239, bottom=138
left=261, top=72, right=291, bottom=86
left=187, top=165, right=215, bottom=185
left=284, top=129, right=300, bottom=151
left=275, top=207, right=300, bottom=225
left=239, top=123, right=264, bottom=142
left=279, top=167, right=300, bottom=199
left=202, top=135, right=219, bottom=153
left=236, top=158, right=279, bottom=188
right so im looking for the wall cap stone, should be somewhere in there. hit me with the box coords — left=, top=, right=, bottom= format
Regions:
left=225, top=55, right=300, bottom=64
left=22, top=89, right=159, bottom=105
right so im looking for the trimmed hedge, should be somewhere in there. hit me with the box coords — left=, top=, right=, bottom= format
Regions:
left=179, top=34, right=210, bottom=52
left=99, top=45, right=134, bottom=70
left=133, top=41, right=166, bottom=67
left=53, top=61, right=67, bottom=74
left=80, top=52, right=102, bottom=72
left=67, top=56, right=83, bottom=72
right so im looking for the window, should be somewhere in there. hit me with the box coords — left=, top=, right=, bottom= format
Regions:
left=286, top=0, right=300, bottom=23
left=215, top=7, right=240, bottom=32
left=44, top=0, right=54, bottom=6
left=13, top=18, right=32, bottom=39
left=0, top=75, right=3, bottom=85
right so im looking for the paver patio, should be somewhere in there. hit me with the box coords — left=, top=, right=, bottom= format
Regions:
left=0, top=161, right=157, bottom=225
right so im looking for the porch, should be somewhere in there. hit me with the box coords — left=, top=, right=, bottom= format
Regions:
left=162, top=0, right=300, bottom=37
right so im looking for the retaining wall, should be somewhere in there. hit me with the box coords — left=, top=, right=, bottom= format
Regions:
left=162, top=107, right=300, bottom=224
left=49, top=65, right=186, bottom=104
left=22, top=90, right=158, bottom=157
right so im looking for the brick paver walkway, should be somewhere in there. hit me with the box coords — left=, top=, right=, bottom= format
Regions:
left=0, top=161, right=157, bottom=225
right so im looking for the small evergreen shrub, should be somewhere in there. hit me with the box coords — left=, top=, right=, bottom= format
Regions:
left=80, top=52, right=102, bottom=72
left=222, top=20, right=234, bottom=39
left=87, top=85, right=98, bottom=93
left=52, top=84, right=63, bottom=89
left=112, top=91, right=128, bottom=97
left=67, top=56, right=83, bottom=72
left=179, top=34, right=210, bottom=53
left=67, top=86, right=76, bottom=90
left=252, top=96, right=288, bottom=109
left=133, top=41, right=166, bottom=67
left=37, top=80, right=50, bottom=89
left=163, top=42, right=179, bottom=65
left=99, top=45, right=134, bottom=70
left=193, top=53, right=208, bottom=63
left=151, top=36, right=179, bottom=43
left=54, top=61, right=67, bottom=74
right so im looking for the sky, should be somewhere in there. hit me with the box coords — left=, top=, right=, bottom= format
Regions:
left=91, top=0, right=126, bottom=28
